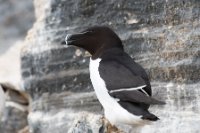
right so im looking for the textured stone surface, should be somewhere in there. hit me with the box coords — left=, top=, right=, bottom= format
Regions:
left=22, top=0, right=200, bottom=97
left=0, top=0, right=35, bottom=43
left=0, top=0, right=35, bottom=95
left=0, top=87, right=29, bottom=133
left=0, top=106, right=28, bottom=133
left=0, top=0, right=35, bottom=132
left=26, top=82, right=200, bottom=133
left=0, top=86, right=5, bottom=117
left=21, top=0, right=200, bottom=133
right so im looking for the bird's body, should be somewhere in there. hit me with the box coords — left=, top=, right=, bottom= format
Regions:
left=90, top=58, right=144, bottom=125
left=63, top=26, right=165, bottom=126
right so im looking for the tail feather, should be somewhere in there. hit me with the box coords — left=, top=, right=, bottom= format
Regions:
left=141, top=112, right=159, bottom=121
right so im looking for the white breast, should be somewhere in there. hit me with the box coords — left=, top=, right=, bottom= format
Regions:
left=89, top=58, right=143, bottom=125
left=0, top=86, right=5, bottom=117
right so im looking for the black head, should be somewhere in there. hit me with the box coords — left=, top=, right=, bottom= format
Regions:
left=62, top=26, right=123, bottom=58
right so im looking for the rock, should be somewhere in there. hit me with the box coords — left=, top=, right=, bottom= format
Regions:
left=18, top=126, right=29, bottom=133
left=0, top=86, right=29, bottom=133
left=0, top=0, right=35, bottom=91
left=21, top=0, right=200, bottom=133
left=27, top=91, right=102, bottom=133
left=0, top=40, right=24, bottom=92
left=0, top=0, right=35, bottom=43
left=0, top=0, right=34, bottom=132
left=28, top=110, right=102, bottom=133
left=0, top=106, right=28, bottom=133
left=0, top=86, right=5, bottom=117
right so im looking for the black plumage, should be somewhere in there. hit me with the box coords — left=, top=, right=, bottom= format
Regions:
left=63, top=26, right=165, bottom=123
left=98, top=48, right=165, bottom=120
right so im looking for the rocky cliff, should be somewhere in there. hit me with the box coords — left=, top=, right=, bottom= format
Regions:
left=20, top=0, right=200, bottom=133
left=0, top=0, right=35, bottom=132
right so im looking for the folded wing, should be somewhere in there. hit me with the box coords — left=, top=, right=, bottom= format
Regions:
left=99, top=58, right=165, bottom=105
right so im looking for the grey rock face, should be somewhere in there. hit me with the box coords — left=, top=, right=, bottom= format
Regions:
left=0, top=106, right=28, bottom=133
left=0, top=0, right=35, bottom=90
left=27, top=92, right=102, bottom=133
left=0, top=0, right=35, bottom=60
left=0, top=0, right=34, bottom=132
left=0, top=86, right=29, bottom=133
left=21, top=0, right=200, bottom=133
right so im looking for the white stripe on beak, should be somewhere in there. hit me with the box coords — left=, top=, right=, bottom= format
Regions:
left=65, top=34, right=72, bottom=46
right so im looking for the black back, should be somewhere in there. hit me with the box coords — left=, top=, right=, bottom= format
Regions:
left=99, top=48, right=152, bottom=96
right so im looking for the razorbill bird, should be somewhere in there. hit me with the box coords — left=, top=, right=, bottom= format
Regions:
left=62, top=26, right=165, bottom=127
left=0, top=85, right=5, bottom=117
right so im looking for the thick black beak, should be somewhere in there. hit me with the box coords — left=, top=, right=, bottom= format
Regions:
left=61, top=31, right=90, bottom=46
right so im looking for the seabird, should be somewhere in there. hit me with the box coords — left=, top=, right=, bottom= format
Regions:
left=62, top=26, right=165, bottom=130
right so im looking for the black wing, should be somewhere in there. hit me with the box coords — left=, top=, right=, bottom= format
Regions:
left=109, top=89, right=165, bottom=105
left=99, top=59, right=146, bottom=91
left=99, top=51, right=165, bottom=105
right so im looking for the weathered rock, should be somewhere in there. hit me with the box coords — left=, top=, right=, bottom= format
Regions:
left=0, top=0, right=35, bottom=43
left=21, top=0, right=200, bottom=133
left=0, top=35, right=30, bottom=133
left=0, top=86, right=29, bottom=133
left=0, top=106, right=28, bottom=133
left=0, top=86, right=5, bottom=117
left=0, top=0, right=35, bottom=90
left=25, top=82, right=200, bottom=133
left=0, top=0, right=35, bottom=132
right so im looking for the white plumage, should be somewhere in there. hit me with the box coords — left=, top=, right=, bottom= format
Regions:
left=89, top=58, right=144, bottom=125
